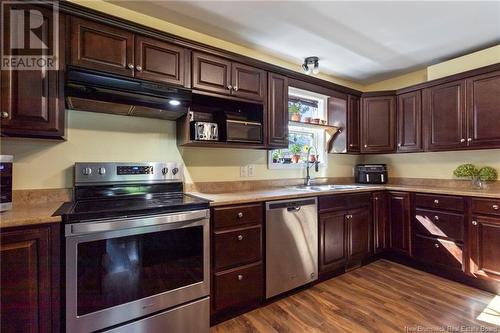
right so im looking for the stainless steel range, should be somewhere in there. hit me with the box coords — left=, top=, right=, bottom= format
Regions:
left=55, top=162, right=210, bottom=333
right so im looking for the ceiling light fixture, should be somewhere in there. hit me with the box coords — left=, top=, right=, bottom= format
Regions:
left=302, top=56, right=319, bottom=75
left=169, top=100, right=180, bottom=106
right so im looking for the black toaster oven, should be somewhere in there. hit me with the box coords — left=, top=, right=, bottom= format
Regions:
left=355, top=164, right=388, bottom=184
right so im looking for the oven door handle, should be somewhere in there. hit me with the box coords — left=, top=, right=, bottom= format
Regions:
left=67, top=209, right=209, bottom=236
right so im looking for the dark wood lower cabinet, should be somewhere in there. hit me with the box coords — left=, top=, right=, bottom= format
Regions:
left=469, top=214, right=500, bottom=282
left=372, top=191, right=389, bottom=253
left=0, top=224, right=60, bottom=333
left=388, top=191, right=411, bottom=254
left=319, top=211, right=347, bottom=274
left=346, top=207, right=372, bottom=268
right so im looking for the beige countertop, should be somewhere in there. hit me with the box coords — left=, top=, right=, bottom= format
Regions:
left=190, top=184, right=500, bottom=206
left=0, top=201, right=63, bottom=229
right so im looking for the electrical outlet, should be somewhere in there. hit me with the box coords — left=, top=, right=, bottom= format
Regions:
left=248, top=164, right=256, bottom=177
left=240, top=165, right=248, bottom=177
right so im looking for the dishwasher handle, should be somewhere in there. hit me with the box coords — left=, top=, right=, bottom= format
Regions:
left=266, top=198, right=317, bottom=211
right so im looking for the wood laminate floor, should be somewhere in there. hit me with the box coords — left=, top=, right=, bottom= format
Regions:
left=211, top=260, right=500, bottom=333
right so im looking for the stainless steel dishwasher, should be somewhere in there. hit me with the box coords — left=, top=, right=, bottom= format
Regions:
left=265, top=197, right=318, bottom=299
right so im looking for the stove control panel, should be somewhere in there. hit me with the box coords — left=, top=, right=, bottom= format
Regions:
left=75, top=162, right=183, bottom=185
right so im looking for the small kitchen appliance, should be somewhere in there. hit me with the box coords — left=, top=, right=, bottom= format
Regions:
left=354, top=164, right=388, bottom=184
left=0, top=155, right=13, bottom=211
left=192, top=121, right=219, bottom=141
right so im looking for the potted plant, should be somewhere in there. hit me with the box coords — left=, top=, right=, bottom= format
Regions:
left=453, top=164, right=498, bottom=189
left=289, top=102, right=304, bottom=122
left=272, top=150, right=282, bottom=163
left=290, top=144, right=302, bottom=163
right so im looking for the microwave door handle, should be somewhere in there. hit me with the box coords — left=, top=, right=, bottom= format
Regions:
left=381, top=174, right=384, bottom=183
left=366, top=174, right=370, bottom=182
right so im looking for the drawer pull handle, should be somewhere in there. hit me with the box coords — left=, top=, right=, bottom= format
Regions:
left=493, top=205, right=499, bottom=210
left=434, top=243, right=440, bottom=248
left=237, top=274, right=244, bottom=281
left=127, top=63, right=134, bottom=69
left=1, top=111, right=9, bottom=119
left=434, top=215, right=439, bottom=221
left=237, top=235, right=244, bottom=241
left=472, top=220, right=478, bottom=226
left=237, top=212, right=243, bottom=218
left=434, top=199, right=439, bottom=205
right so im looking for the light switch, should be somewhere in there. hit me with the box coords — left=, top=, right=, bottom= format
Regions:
left=240, top=165, right=248, bottom=177
left=248, top=164, right=256, bottom=177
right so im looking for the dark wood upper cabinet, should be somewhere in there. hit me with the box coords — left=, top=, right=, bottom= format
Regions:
left=361, top=95, right=396, bottom=153
left=134, top=36, right=188, bottom=86
left=192, top=52, right=232, bottom=95
left=1, top=5, right=65, bottom=139
left=70, top=17, right=134, bottom=77
left=319, top=211, right=347, bottom=274
left=267, top=73, right=289, bottom=148
left=347, top=95, right=361, bottom=153
left=388, top=191, right=411, bottom=254
left=469, top=215, right=500, bottom=282
left=372, top=191, right=389, bottom=254
left=397, top=91, right=422, bottom=152
left=347, top=207, right=372, bottom=265
left=465, top=70, right=500, bottom=149
left=232, top=63, right=266, bottom=101
left=423, top=80, right=467, bottom=151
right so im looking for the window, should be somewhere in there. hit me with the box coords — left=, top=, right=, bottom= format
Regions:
left=268, top=87, right=328, bottom=169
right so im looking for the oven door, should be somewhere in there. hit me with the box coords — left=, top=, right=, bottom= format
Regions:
left=65, top=209, right=210, bottom=333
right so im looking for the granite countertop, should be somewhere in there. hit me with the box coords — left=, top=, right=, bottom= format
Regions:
left=0, top=201, right=63, bottom=228
left=190, top=184, right=500, bottom=206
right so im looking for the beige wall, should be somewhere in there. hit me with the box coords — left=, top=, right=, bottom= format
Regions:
left=1, top=110, right=361, bottom=190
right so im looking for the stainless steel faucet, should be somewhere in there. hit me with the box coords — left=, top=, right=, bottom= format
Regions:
left=305, top=146, right=319, bottom=186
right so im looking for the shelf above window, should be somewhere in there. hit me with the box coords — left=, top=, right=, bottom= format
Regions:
left=288, top=120, right=339, bottom=131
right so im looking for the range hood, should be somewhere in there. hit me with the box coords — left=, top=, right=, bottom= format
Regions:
left=66, top=68, right=192, bottom=120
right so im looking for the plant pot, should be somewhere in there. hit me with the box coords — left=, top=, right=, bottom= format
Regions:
left=292, top=154, right=301, bottom=163
left=311, top=118, right=320, bottom=124
left=291, top=113, right=302, bottom=122
left=309, top=155, right=317, bottom=162
left=304, top=117, right=312, bottom=123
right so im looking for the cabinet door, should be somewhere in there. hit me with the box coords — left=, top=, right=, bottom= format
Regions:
left=192, top=52, right=231, bottom=95
left=1, top=227, right=52, bottom=333
left=373, top=191, right=389, bottom=254
left=388, top=191, right=411, bottom=254
left=267, top=73, right=289, bottom=148
left=231, top=63, right=266, bottom=101
left=1, top=5, right=65, bottom=139
left=319, top=211, right=347, bottom=274
left=134, top=36, right=188, bottom=86
left=470, top=215, right=500, bottom=282
left=70, top=17, right=134, bottom=76
left=397, top=91, right=422, bottom=152
left=347, top=95, right=361, bottom=152
left=347, top=207, right=372, bottom=263
left=423, top=80, right=467, bottom=151
left=361, top=96, right=396, bottom=153
left=466, top=71, right=500, bottom=149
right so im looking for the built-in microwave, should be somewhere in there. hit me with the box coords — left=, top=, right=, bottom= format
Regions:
left=0, top=155, right=13, bottom=211
left=226, top=119, right=262, bottom=143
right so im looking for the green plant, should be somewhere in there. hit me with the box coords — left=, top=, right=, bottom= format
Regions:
left=289, top=144, right=302, bottom=155
left=478, top=166, right=498, bottom=182
left=272, top=150, right=282, bottom=160
left=453, top=164, right=479, bottom=178
left=288, top=102, right=306, bottom=115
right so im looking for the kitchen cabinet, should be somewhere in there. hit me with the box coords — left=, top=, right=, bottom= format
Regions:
left=397, top=91, right=422, bottom=152
left=360, top=95, right=396, bottom=153
left=0, top=224, right=60, bottom=333
left=267, top=73, right=289, bottom=148
left=70, top=17, right=189, bottom=86
left=347, top=95, right=361, bottom=153
left=423, top=80, right=467, bottom=151
left=373, top=191, right=389, bottom=253
left=192, top=52, right=267, bottom=101
left=319, top=193, right=372, bottom=275
left=388, top=191, right=411, bottom=254
left=469, top=198, right=500, bottom=282
left=1, top=5, right=65, bottom=139
left=465, top=70, right=500, bottom=149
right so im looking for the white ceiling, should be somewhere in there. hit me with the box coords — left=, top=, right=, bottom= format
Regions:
left=108, top=1, right=500, bottom=84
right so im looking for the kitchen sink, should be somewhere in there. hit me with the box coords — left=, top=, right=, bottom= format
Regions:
left=294, top=184, right=373, bottom=192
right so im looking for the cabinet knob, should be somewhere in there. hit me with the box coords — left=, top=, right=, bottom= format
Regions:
left=233, top=86, right=238, bottom=91
left=434, top=243, right=440, bottom=248
left=467, top=138, right=472, bottom=142
left=434, top=199, right=439, bottom=205
left=397, top=143, right=402, bottom=147
left=127, top=63, right=134, bottom=69
left=349, top=144, right=354, bottom=147
left=237, top=212, right=243, bottom=218
left=434, top=215, right=439, bottom=221
left=135, top=65, right=143, bottom=72
left=364, top=144, right=368, bottom=148
left=237, top=274, right=244, bottom=281
left=472, top=220, right=478, bottom=226
left=460, top=138, right=466, bottom=143
left=227, top=85, right=233, bottom=90
left=237, top=235, right=244, bottom=241
left=493, top=205, right=499, bottom=210
left=1, top=111, right=9, bottom=119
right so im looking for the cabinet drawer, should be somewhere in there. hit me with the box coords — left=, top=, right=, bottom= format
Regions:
left=414, top=209, right=464, bottom=241
left=213, top=203, right=262, bottom=229
left=415, top=194, right=464, bottom=211
left=213, top=263, right=262, bottom=312
left=413, top=235, right=463, bottom=271
left=214, top=226, right=261, bottom=271
left=319, top=193, right=371, bottom=212
left=472, top=198, right=500, bottom=216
